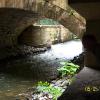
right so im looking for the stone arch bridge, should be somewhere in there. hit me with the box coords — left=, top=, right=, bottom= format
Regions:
left=0, top=0, right=86, bottom=49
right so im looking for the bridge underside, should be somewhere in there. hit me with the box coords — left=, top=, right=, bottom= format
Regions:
left=0, top=1, right=86, bottom=47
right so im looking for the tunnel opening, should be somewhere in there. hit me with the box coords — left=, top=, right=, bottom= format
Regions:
left=17, top=18, right=79, bottom=48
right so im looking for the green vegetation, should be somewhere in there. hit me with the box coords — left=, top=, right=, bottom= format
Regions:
left=36, top=62, right=79, bottom=100
left=57, top=61, right=80, bottom=77
left=37, top=81, right=62, bottom=100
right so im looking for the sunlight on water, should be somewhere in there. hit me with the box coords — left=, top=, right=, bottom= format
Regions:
left=51, top=40, right=82, bottom=59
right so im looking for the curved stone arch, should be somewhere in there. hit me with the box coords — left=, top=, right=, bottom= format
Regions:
left=0, top=3, right=86, bottom=47
left=14, top=2, right=86, bottom=37
left=0, top=0, right=86, bottom=35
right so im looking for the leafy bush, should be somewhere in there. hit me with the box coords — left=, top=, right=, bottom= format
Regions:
left=37, top=81, right=62, bottom=100
left=57, top=61, right=80, bottom=77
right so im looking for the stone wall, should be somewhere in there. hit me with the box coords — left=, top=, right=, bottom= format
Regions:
left=18, top=25, right=52, bottom=47
left=60, top=26, right=73, bottom=42
left=18, top=25, right=73, bottom=47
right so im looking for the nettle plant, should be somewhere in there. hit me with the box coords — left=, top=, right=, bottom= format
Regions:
left=57, top=61, right=80, bottom=77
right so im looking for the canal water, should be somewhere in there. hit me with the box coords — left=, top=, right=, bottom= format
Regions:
left=0, top=40, right=83, bottom=100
